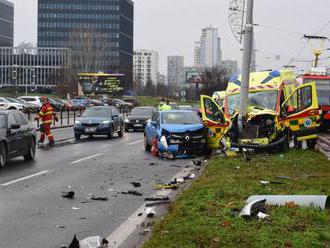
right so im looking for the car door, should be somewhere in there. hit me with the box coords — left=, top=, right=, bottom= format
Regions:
left=6, top=112, right=23, bottom=157
left=280, top=82, right=320, bottom=141
left=200, top=95, right=230, bottom=150
left=13, top=111, right=31, bottom=152
left=111, top=107, right=120, bottom=131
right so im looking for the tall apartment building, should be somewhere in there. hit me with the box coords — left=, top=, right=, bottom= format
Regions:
left=167, top=56, right=184, bottom=85
left=133, top=49, right=159, bottom=86
left=0, top=0, right=14, bottom=46
left=38, top=0, right=134, bottom=89
left=194, top=25, right=222, bottom=68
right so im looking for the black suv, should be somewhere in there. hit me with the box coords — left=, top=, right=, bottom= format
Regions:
left=0, top=110, right=37, bottom=167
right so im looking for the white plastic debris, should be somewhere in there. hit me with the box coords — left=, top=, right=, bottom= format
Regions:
left=144, top=208, right=156, bottom=218
left=160, top=136, right=168, bottom=150
left=259, top=181, right=270, bottom=185
left=79, top=236, right=101, bottom=248
left=257, top=212, right=269, bottom=220
left=72, top=207, right=80, bottom=210
left=176, top=177, right=185, bottom=183
left=189, top=173, right=195, bottom=179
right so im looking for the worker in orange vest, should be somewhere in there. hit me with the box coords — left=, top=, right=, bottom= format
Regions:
left=36, top=96, right=58, bottom=146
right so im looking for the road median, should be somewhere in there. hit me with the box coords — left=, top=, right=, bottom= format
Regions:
left=143, top=150, right=330, bottom=248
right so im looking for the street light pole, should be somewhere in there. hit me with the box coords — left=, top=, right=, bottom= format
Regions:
left=238, top=0, right=254, bottom=135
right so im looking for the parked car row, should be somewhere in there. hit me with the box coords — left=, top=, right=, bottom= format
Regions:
left=0, top=96, right=136, bottom=113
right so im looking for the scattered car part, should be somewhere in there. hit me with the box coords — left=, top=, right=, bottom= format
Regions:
left=62, top=191, right=75, bottom=199
left=257, top=212, right=269, bottom=220
left=90, top=195, right=109, bottom=201
left=68, top=234, right=80, bottom=248
left=247, top=195, right=330, bottom=209
left=130, top=182, right=141, bottom=188
left=121, top=190, right=143, bottom=196
left=144, top=208, right=156, bottom=218
left=239, top=199, right=266, bottom=217
left=79, top=236, right=101, bottom=248
left=145, top=195, right=169, bottom=201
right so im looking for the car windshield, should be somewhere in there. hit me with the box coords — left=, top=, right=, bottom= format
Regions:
left=82, top=108, right=111, bottom=117
left=161, top=112, right=201, bottom=125
left=6, top=98, right=18, bottom=103
left=0, top=115, right=5, bottom=128
left=227, top=90, right=278, bottom=115
left=131, top=108, right=154, bottom=116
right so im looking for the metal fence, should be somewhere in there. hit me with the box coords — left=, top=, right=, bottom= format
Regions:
left=25, top=106, right=133, bottom=129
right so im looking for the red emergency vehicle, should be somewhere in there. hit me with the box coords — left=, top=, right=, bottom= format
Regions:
left=298, top=68, right=330, bottom=130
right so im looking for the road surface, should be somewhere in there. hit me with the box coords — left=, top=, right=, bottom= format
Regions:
left=0, top=132, right=192, bottom=248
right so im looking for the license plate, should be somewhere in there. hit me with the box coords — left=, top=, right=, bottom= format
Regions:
left=134, top=124, right=143, bottom=127
left=85, top=127, right=96, bottom=133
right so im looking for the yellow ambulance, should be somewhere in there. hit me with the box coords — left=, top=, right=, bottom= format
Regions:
left=200, top=70, right=320, bottom=150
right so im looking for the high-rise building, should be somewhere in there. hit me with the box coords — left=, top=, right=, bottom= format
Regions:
left=0, top=0, right=14, bottom=47
left=38, top=0, right=134, bottom=89
left=133, top=49, right=159, bottom=86
left=167, top=56, right=184, bottom=85
left=195, top=25, right=222, bottom=68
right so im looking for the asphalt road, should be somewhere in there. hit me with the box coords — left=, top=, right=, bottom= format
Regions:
left=0, top=132, right=192, bottom=248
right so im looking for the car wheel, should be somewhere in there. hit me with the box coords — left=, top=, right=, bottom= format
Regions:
left=75, top=134, right=80, bottom=140
left=108, top=126, right=114, bottom=139
left=0, top=143, right=7, bottom=167
left=307, top=139, right=317, bottom=150
left=144, top=135, right=151, bottom=151
left=118, top=125, right=124, bottom=137
left=24, top=139, right=36, bottom=161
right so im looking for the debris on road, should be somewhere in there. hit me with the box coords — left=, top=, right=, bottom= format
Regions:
left=239, top=199, right=266, bottom=218
left=145, top=201, right=171, bottom=207
left=192, top=159, right=202, bottom=166
left=145, top=195, right=169, bottom=201
left=168, top=164, right=182, bottom=168
left=79, top=236, right=101, bottom=248
left=56, top=225, right=66, bottom=229
left=121, top=190, right=143, bottom=196
left=72, top=207, right=80, bottom=210
left=154, top=183, right=178, bottom=190
left=145, top=208, right=156, bottom=218
left=130, top=182, right=142, bottom=188
left=259, top=180, right=270, bottom=185
left=246, top=195, right=330, bottom=210
left=90, top=195, right=109, bottom=201
left=62, top=191, right=75, bottom=199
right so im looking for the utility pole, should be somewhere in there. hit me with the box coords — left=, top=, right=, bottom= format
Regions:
left=238, top=0, right=254, bottom=135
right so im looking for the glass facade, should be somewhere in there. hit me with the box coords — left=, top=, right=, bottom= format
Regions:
left=0, top=0, right=14, bottom=47
left=38, top=0, right=134, bottom=90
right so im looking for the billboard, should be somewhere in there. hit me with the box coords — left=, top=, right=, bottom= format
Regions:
left=78, top=73, right=125, bottom=95
left=185, top=70, right=203, bottom=83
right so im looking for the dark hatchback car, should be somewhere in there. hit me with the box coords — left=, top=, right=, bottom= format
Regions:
left=0, top=110, right=37, bottom=167
left=124, top=106, right=156, bottom=132
left=74, top=106, right=124, bottom=139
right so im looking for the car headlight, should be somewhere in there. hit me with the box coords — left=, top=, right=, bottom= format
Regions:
left=124, top=119, right=130, bottom=123
left=102, top=120, right=110, bottom=124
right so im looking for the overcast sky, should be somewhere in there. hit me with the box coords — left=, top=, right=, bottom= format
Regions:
left=11, top=0, right=330, bottom=74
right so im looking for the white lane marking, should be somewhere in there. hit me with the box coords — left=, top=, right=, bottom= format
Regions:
left=1, top=170, right=49, bottom=186
left=68, top=153, right=102, bottom=165
left=106, top=164, right=194, bottom=247
left=126, top=140, right=143, bottom=146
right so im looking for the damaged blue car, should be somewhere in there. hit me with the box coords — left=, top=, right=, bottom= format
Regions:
left=144, top=110, right=207, bottom=158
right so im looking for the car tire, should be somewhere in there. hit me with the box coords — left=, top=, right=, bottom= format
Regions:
left=8, top=107, right=16, bottom=110
left=24, top=139, right=36, bottom=161
left=108, top=126, right=114, bottom=139
left=307, top=139, right=317, bottom=150
left=75, top=134, right=80, bottom=140
left=144, top=135, right=151, bottom=151
left=118, top=125, right=124, bottom=137
left=0, top=143, right=7, bottom=167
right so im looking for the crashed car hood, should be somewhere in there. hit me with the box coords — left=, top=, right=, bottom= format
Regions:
left=246, top=106, right=276, bottom=121
left=160, top=123, right=204, bottom=133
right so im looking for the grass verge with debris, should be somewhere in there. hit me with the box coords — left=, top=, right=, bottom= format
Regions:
left=143, top=150, right=330, bottom=248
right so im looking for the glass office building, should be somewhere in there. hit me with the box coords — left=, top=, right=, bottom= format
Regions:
left=0, top=0, right=14, bottom=47
left=38, top=0, right=134, bottom=90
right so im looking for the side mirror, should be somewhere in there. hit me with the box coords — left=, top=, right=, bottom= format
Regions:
left=10, top=124, right=20, bottom=130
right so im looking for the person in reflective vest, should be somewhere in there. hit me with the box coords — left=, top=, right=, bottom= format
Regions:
left=36, top=96, right=58, bottom=145
left=159, top=99, right=172, bottom=111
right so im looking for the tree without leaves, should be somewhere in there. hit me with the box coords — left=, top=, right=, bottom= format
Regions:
left=200, top=66, right=231, bottom=96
